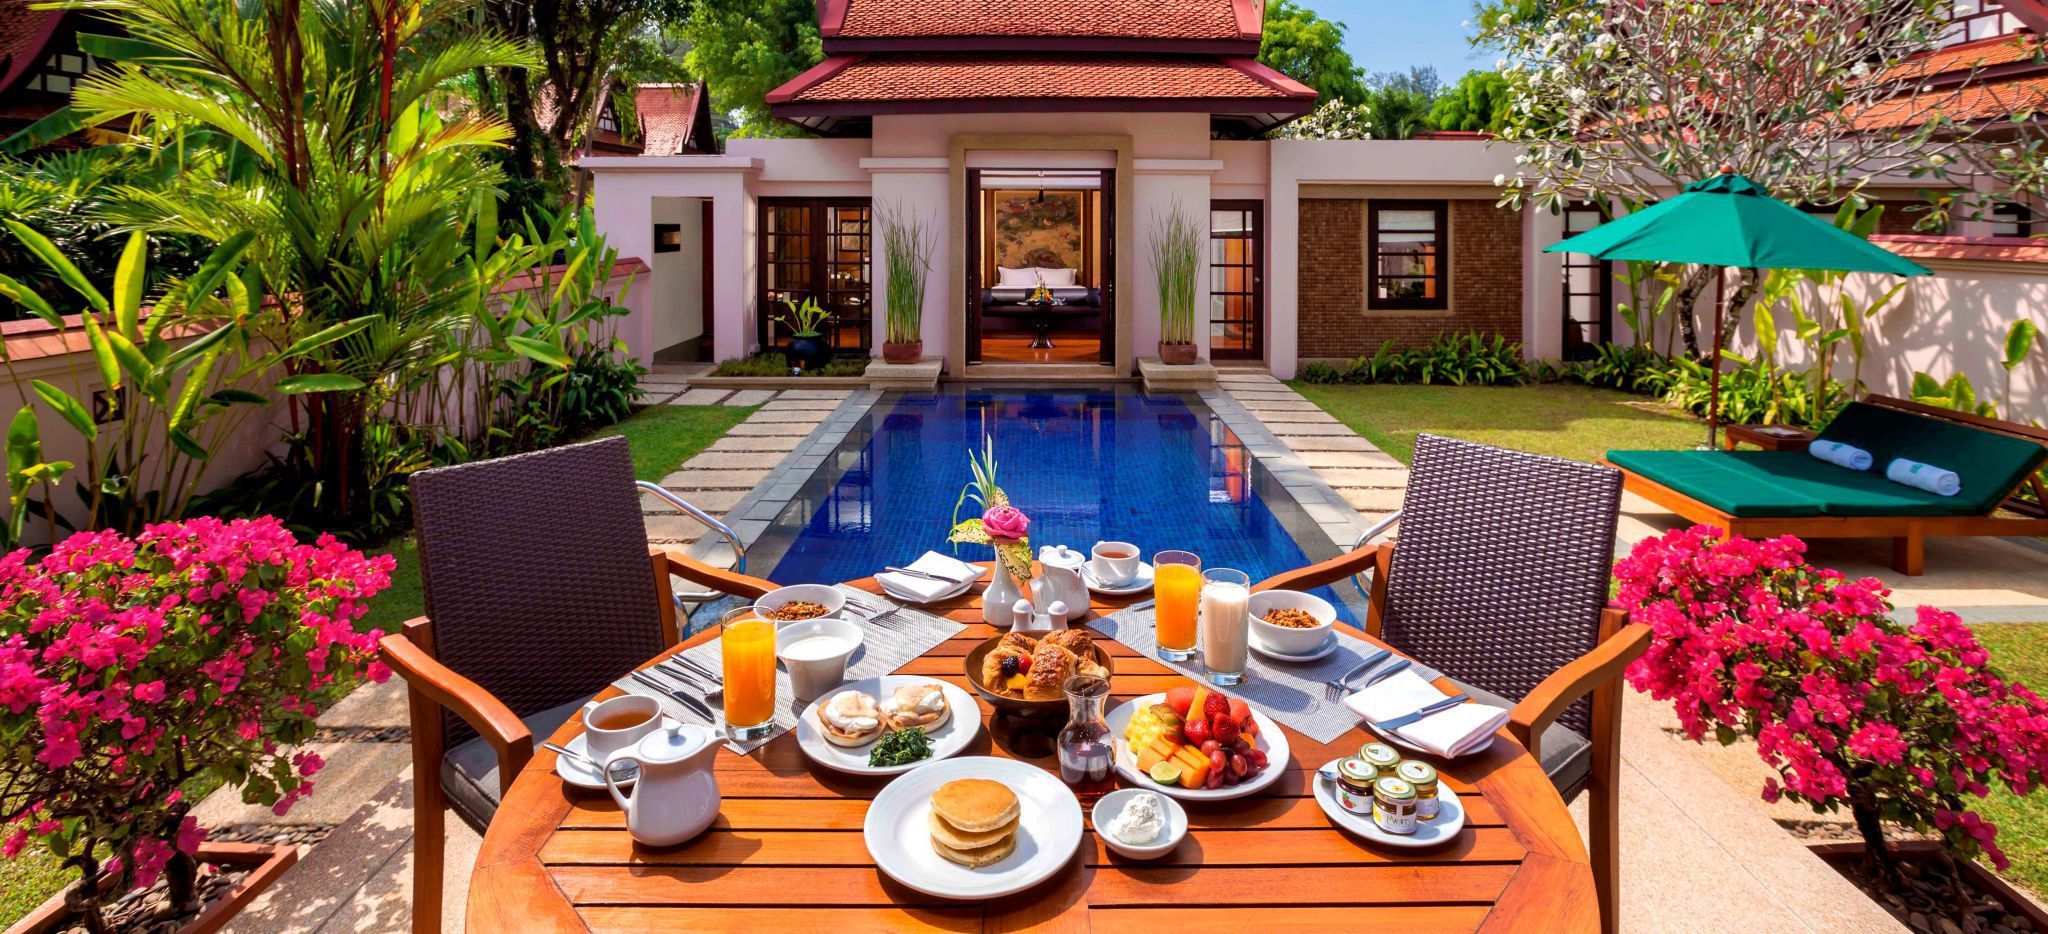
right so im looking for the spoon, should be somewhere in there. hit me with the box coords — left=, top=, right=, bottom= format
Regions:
left=1316, top=761, right=1344, bottom=784
left=542, top=742, right=638, bottom=782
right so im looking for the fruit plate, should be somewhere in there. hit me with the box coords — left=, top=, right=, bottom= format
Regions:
left=1310, top=757, right=1467, bottom=848
left=863, top=756, right=1085, bottom=901
left=794, top=676, right=981, bottom=776
left=1104, top=692, right=1291, bottom=801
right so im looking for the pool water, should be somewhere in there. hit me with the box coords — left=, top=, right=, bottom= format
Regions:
left=753, top=385, right=1360, bottom=620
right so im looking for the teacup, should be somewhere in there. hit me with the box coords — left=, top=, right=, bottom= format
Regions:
left=584, top=694, right=661, bottom=761
left=776, top=616, right=865, bottom=701
left=1090, top=541, right=1142, bottom=584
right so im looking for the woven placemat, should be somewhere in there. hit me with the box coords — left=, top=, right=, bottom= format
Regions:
left=611, top=585, right=965, bottom=755
left=1088, top=604, right=1436, bottom=745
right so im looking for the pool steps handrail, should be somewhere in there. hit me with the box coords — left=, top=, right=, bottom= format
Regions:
left=636, top=481, right=748, bottom=604
left=1350, top=510, right=1402, bottom=601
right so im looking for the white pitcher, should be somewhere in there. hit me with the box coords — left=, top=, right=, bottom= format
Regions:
left=604, top=721, right=722, bottom=847
left=1036, top=545, right=1090, bottom=614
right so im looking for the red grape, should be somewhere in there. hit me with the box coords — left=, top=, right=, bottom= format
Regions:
left=1228, top=754, right=1249, bottom=778
left=1200, top=740, right=1221, bottom=755
left=1243, top=748, right=1268, bottom=769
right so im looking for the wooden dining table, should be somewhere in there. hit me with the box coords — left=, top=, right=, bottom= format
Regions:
left=468, top=573, right=1599, bottom=932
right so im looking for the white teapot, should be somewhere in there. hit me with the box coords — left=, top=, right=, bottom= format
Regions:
left=1036, top=545, right=1090, bottom=615
left=604, top=721, right=722, bottom=847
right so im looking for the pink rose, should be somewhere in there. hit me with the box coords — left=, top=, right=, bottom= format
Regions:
left=981, top=506, right=1030, bottom=543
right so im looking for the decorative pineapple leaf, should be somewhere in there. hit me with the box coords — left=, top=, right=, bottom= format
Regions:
left=947, top=519, right=992, bottom=546
left=997, top=542, right=1035, bottom=582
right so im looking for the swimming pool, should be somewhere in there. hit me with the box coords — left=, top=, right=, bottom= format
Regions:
left=749, top=385, right=1364, bottom=619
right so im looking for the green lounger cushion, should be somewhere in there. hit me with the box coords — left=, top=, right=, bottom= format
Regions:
left=1609, top=402, right=2047, bottom=519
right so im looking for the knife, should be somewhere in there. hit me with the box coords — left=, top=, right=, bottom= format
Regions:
left=628, top=670, right=716, bottom=722
left=1375, top=693, right=1470, bottom=731
left=884, top=565, right=968, bottom=583
left=1358, top=657, right=1412, bottom=688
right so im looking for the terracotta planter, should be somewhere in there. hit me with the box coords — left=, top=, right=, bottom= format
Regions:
left=1810, top=839, right=2048, bottom=931
left=882, top=341, right=922, bottom=364
left=16, top=842, right=298, bottom=934
left=1158, top=342, right=1198, bottom=365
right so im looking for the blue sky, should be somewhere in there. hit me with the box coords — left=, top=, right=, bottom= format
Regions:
left=1309, top=1, right=1487, bottom=83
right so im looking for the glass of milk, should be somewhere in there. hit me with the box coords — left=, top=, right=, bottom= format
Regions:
left=1198, top=568, right=1252, bottom=686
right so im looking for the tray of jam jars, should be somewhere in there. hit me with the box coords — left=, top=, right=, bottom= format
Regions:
left=1312, top=742, right=1466, bottom=847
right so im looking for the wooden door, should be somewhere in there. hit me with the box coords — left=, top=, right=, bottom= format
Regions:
left=1209, top=200, right=1263, bottom=360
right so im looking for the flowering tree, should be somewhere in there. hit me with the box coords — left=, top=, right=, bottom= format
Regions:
left=1617, top=527, right=2048, bottom=886
left=0, top=518, right=393, bottom=932
left=1479, top=0, right=2048, bottom=356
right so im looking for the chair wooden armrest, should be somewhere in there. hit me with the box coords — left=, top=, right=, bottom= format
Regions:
left=1252, top=543, right=1387, bottom=593
left=652, top=547, right=779, bottom=602
left=1507, top=609, right=1651, bottom=759
left=380, top=619, right=535, bottom=792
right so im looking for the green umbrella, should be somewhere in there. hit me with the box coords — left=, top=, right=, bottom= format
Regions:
left=1543, top=170, right=1931, bottom=445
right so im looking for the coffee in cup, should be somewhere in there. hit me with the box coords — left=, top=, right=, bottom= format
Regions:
left=1090, top=541, right=1142, bottom=584
left=584, top=694, right=661, bottom=761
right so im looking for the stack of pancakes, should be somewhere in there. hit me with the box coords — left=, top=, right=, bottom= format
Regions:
left=928, top=779, right=1020, bottom=867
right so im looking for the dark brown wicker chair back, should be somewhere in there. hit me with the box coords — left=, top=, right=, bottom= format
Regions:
left=1380, top=434, right=1622, bottom=736
left=410, top=436, right=665, bottom=747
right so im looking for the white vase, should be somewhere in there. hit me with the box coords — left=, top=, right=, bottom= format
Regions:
left=983, top=559, right=1021, bottom=628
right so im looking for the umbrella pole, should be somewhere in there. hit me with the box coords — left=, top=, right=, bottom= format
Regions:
left=1707, top=271, right=1727, bottom=449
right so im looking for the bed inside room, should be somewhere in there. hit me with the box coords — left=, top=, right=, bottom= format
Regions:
left=972, top=169, right=1110, bottom=364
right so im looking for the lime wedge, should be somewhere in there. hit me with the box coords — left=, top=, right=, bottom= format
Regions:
left=1148, top=760, right=1183, bottom=785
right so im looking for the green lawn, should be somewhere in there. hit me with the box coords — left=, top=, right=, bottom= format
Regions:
left=1289, top=382, right=1707, bottom=465
left=0, top=403, right=753, bottom=926
left=1974, top=622, right=2048, bottom=898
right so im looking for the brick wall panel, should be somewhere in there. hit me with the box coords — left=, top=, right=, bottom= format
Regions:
left=1296, top=198, right=1524, bottom=361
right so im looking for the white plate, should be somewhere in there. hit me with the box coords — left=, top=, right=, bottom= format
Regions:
left=794, top=676, right=981, bottom=776
left=878, top=574, right=975, bottom=605
left=863, top=756, right=1084, bottom=901
left=552, top=715, right=680, bottom=790
left=1311, top=757, right=1467, bottom=847
left=1083, top=562, right=1154, bottom=595
left=1249, top=630, right=1338, bottom=663
left=1104, top=692, right=1290, bottom=801
left=1365, top=717, right=1498, bottom=759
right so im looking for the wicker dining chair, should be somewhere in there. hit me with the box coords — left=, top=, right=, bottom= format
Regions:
left=377, top=436, right=776, bottom=933
left=1255, top=434, right=1652, bottom=934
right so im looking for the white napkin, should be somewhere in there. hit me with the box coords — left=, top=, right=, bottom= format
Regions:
left=877, top=551, right=980, bottom=602
left=1343, top=669, right=1509, bottom=759
left=1808, top=440, right=1873, bottom=472
left=1886, top=457, right=1961, bottom=497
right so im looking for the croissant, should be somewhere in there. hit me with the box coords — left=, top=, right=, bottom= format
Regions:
left=1024, top=643, right=1078, bottom=701
left=980, top=645, right=1032, bottom=692
left=1040, top=629, right=1092, bottom=656
left=997, top=632, right=1039, bottom=655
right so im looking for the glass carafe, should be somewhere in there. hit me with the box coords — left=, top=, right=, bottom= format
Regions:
left=1056, top=674, right=1116, bottom=800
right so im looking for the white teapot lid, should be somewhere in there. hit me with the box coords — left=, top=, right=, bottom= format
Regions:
left=628, top=721, right=715, bottom=765
left=1038, top=544, right=1084, bottom=567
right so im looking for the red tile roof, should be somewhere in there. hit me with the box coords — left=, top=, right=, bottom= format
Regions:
left=0, top=0, right=66, bottom=95
left=636, top=82, right=712, bottom=155
left=1850, top=72, right=2048, bottom=128
left=773, top=53, right=1309, bottom=105
left=1891, top=34, right=2046, bottom=82
left=827, top=0, right=1253, bottom=43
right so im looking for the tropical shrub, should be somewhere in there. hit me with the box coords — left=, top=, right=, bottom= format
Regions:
left=879, top=205, right=933, bottom=346
left=709, top=353, right=867, bottom=378
left=1618, top=527, right=2048, bottom=882
left=1314, top=333, right=1530, bottom=386
left=0, top=149, right=208, bottom=309
left=1558, top=342, right=1666, bottom=391
left=1151, top=202, right=1202, bottom=348
left=0, top=517, right=392, bottom=930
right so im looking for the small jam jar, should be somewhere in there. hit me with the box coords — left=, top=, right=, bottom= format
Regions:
left=1335, top=758, right=1378, bottom=813
left=1359, top=742, right=1401, bottom=777
left=1372, top=776, right=1419, bottom=835
left=1396, top=760, right=1440, bottom=820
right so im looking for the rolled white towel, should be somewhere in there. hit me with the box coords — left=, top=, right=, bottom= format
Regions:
left=1808, top=440, right=1873, bottom=471
left=1886, top=458, right=1962, bottom=497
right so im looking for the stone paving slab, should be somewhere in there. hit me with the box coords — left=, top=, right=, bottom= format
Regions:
left=1316, top=468, right=1409, bottom=489
left=1228, top=392, right=1305, bottom=402
left=643, top=488, right=744, bottom=515
left=1255, top=411, right=1343, bottom=427
left=1239, top=399, right=1326, bottom=412
left=1263, top=422, right=1358, bottom=436
left=726, top=421, right=821, bottom=436
left=762, top=399, right=844, bottom=411
left=668, top=388, right=731, bottom=406
left=1340, top=488, right=1406, bottom=512
left=1294, top=449, right=1406, bottom=469
left=723, top=389, right=777, bottom=406
left=316, top=677, right=408, bottom=730
left=657, top=468, right=773, bottom=489
left=777, top=389, right=852, bottom=400
left=192, top=742, right=412, bottom=828
left=707, top=435, right=806, bottom=453
left=679, top=451, right=789, bottom=471
left=744, top=409, right=829, bottom=423
left=1267, top=434, right=1379, bottom=452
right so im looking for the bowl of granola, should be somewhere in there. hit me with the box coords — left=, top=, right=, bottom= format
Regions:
left=753, top=584, right=846, bottom=624
left=1247, top=589, right=1336, bottom=655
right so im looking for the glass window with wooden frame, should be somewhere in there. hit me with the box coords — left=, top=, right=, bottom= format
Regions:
left=1992, top=201, right=2034, bottom=238
left=756, top=199, right=872, bottom=352
left=1561, top=203, right=1613, bottom=360
left=1944, top=0, right=2023, bottom=44
left=1209, top=202, right=1262, bottom=359
left=1367, top=201, right=1448, bottom=310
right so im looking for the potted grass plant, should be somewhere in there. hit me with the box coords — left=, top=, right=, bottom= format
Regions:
left=776, top=297, right=835, bottom=371
left=1152, top=203, right=1202, bottom=365
left=880, top=206, right=933, bottom=364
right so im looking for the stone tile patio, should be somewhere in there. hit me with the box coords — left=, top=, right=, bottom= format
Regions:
left=219, top=366, right=2045, bottom=931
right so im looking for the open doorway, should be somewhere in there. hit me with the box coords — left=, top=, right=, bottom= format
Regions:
left=965, top=168, right=1114, bottom=364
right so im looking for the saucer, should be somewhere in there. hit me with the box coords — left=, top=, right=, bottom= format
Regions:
left=553, top=718, right=677, bottom=790
left=1084, top=562, right=1154, bottom=595
left=1250, top=630, right=1338, bottom=663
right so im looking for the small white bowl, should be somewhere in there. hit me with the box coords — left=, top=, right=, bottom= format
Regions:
left=753, top=583, right=846, bottom=623
left=775, top=616, right=865, bottom=701
left=1247, top=589, right=1337, bottom=655
left=1090, top=787, right=1188, bottom=860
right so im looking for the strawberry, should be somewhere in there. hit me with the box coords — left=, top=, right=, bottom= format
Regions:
left=1211, top=714, right=1241, bottom=746
left=1182, top=717, right=1213, bottom=746
left=1203, top=691, right=1229, bottom=721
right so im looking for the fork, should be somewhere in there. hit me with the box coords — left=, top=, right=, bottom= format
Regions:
left=844, top=594, right=908, bottom=630
left=1323, top=647, right=1392, bottom=702
left=657, top=659, right=724, bottom=700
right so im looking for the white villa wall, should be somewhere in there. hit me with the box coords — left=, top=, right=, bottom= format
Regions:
left=866, top=158, right=950, bottom=352
left=649, top=198, right=705, bottom=355
left=871, top=113, right=1213, bottom=159
left=588, top=156, right=756, bottom=363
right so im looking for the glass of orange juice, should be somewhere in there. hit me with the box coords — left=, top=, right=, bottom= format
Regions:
left=719, top=606, right=778, bottom=741
left=1153, top=551, right=1202, bottom=661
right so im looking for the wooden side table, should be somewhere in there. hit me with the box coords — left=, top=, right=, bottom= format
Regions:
left=1722, top=424, right=1816, bottom=451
